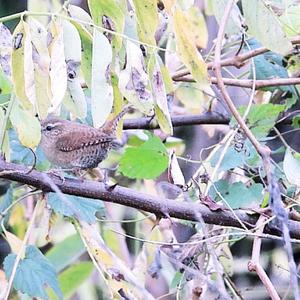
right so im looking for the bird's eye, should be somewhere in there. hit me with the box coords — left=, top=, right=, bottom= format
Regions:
left=46, top=125, right=53, bottom=131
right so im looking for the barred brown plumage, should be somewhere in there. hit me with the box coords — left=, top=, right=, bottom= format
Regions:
left=40, top=106, right=130, bottom=169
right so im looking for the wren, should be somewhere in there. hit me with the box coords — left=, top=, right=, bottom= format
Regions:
left=40, top=107, right=130, bottom=170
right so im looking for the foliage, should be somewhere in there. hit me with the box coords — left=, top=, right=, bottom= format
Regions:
left=118, top=132, right=168, bottom=179
left=0, top=0, right=300, bottom=299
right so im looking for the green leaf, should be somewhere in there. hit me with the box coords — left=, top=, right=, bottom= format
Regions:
left=71, top=21, right=92, bottom=88
left=10, top=101, right=41, bottom=148
left=210, top=180, right=264, bottom=209
left=4, top=245, right=62, bottom=300
left=9, top=130, right=49, bottom=170
left=0, top=66, right=11, bottom=95
left=279, top=3, right=300, bottom=36
left=292, top=115, right=300, bottom=128
left=248, top=40, right=296, bottom=94
left=283, top=148, right=300, bottom=187
left=235, top=104, right=285, bottom=139
left=132, top=0, right=158, bottom=45
left=58, top=262, right=93, bottom=299
left=91, top=28, right=113, bottom=127
left=46, top=234, right=85, bottom=272
left=47, top=193, right=105, bottom=224
left=87, top=0, right=125, bottom=51
left=211, top=0, right=242, bottom=35
left=173, top=8, right=209, bottom=86
left=211, top=146, right=243, bottom=171
left=242, top=0, right=292, bottom=55
left=211, top=141, right=260, bottom=171
left=48, top=262, right=93, bottom=300
left=118, top=132, right=168, bottom=179
left=0, top=187, right=12, bottom=216
left=170, top=271, right=184, bottom=289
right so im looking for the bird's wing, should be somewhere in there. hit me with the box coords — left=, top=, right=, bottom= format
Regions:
left=56, top=129, right=114, bottom=152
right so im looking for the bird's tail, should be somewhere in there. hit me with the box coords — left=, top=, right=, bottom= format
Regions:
left=100, top=105, right=131, bottom=135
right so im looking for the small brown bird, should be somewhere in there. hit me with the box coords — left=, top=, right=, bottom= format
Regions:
left=40, top=107, right=130, bottom=170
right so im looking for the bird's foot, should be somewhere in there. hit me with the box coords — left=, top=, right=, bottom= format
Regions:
left=47, top=169, right=66, bottom=183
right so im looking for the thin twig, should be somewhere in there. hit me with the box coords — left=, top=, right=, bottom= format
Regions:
left=1, top=199, right=43, bottom=300
left=213, top=1, right=299, bottom=299
left=173, top=76, right=300, bottom=89
left=248, top=216, right=280, bottom=300
left=172, top=36, right=300, bottom=79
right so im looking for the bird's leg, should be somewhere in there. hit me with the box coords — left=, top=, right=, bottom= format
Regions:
left=47, top=168, right=86, bottom=183
left=87, top=168, right=118, bottom=190
left=46, top=169, right=67, bottom=183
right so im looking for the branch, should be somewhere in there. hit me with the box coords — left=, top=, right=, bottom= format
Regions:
left=248, top=216, right=281, bottom=300
left=1, top=160, right=300, bottom=239
left=172, top=35, right=300, bottom=80
left=173, top=76, right=300, bottom=89
left=214, top=1, right=300, bottom=297
left=123, top=112, right=230, bottom=129
left=122, top=112, right=295, bottom=130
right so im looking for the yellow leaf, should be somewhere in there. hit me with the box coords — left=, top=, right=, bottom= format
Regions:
left=87, top=0, right=125, bottom=51
left=91, top=28, right=113, bottom=127
left=161, top=0, right=176, bottom=14
left=187, top=6, right=208, bottom=49
left=10, top=102, right=41, bottom=148
left=11, top=20, right=35, bottom=111
left=3, top=228, right=25, bottom=258
left=132, top=0, right=158, bottom=45
left=29, top=19, right=52, bottom=118
left=173, top=8, right=209, bottom=86
left=175, top=82, right=211, bottom=113
left=148, top=54, right=173, bottom=134
left=9, top=205, right=27, bottom=239
left=118, top=41, right=154, bottom=114
left=48, top=20, right=67, bottom=113
left=111, top=73, right=124, bottom=138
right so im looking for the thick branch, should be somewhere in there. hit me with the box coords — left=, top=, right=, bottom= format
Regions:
left=0, top=160, right=300, bottom=239
left=123, top=112, right=230, bottom=129
left=123, top=113, right=293, bottom=130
